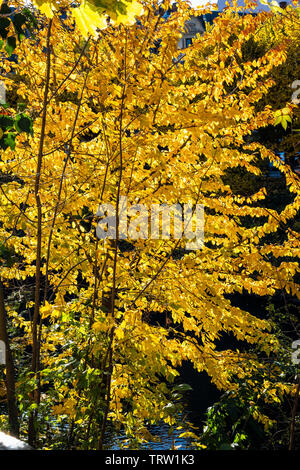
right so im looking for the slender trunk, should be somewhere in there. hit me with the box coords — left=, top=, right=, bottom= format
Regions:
left=289, top=374, right=300, bottom=450
left=28, top=18, right=52, bottom=447
left=0, top=281, right=19, bottom=437
left=98, top=331, right=114, bottom=450
left=98, top=46, right=126, bottom=447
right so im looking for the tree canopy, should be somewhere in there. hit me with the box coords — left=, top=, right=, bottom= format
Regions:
left=0, top=0, right=299, bottom=450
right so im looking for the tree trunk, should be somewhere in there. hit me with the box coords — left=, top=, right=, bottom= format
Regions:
left=289, top=374, right=300, bottom=450
left=28, top=18, right=52, bottom=447
left=0, top=281, right=19, bottom=437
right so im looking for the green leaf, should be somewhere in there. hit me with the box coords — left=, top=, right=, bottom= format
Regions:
left=18, top=103, right=26, bottom=111
left=12, top=13, right=27, bottom=39
left=0, top=17, right=11, bottom=40
left=3, top=132, right=16, bottom=150
left=0, top=115, right=14, bottom=129
left=15, top=115, right=32, bottom=134
left=163, top=402, right=177, bottom=413
left=0, top=3, right=11, bottom=15
left=5, top=36, right=17, bottom=56
left=173, top=383, right=193, bottom=392
left=274, top=117, right=282, bottom=126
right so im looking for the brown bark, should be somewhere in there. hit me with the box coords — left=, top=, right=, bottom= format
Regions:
left=28, top=18, right=52, bottom=447
left=289, top=374, right=300, bottom=450
left=0, top=281, right=19, bottom=437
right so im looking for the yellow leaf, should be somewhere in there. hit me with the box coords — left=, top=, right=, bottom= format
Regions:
left=72, top=3, right=108, bottom=38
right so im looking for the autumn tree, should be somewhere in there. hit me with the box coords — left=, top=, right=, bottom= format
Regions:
left=0, top=0, right=299, bottom=449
